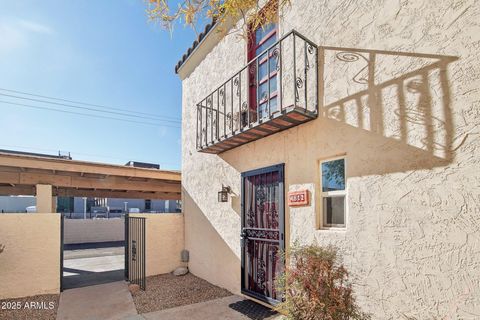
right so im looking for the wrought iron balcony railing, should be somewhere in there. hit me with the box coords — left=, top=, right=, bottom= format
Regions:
left=196, top=30, right=318, bottom=153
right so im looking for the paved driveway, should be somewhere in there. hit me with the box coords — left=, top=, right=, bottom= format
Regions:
left=64, top=246, right=124, bottom=260
left=63, top=246, right=124, bottom=289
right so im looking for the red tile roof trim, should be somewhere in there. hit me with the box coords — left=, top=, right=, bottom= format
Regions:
left=175, top=20, right=217, bottom=74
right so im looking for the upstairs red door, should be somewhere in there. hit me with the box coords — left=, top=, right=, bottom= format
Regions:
left=248, top=21, right=279, bottom=123
left=241, top=164, right=285, bottom=304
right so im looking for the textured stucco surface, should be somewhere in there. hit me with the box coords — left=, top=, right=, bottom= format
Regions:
left=0, top=213, right=60, bottom=299
left=130, top=214, right=185, bottom=276
left=180, top=1, right=480, bottom=318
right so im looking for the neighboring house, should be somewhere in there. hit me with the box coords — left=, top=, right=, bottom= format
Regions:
left=177, top=1, right=480, bottom=319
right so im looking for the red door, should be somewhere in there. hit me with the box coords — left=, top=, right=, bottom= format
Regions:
left=248, top=22, right=279, bottom=123
left=241, top=164, right=285, bottom=304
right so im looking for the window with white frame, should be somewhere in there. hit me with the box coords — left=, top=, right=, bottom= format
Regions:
left=321, top=157, right=346, bottom=228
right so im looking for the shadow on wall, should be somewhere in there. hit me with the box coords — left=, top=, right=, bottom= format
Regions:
left=184, top=46, right=461, bottom=296
left=183, top=188, right=241, bottom=293
left=318, top=46, right=458, bottom=176
left=219, top=46, right=459, bottom=182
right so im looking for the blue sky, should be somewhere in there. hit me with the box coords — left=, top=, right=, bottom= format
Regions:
left=0, top=0, right=200, bottom=170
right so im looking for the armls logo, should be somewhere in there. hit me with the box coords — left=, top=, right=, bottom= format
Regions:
left=1, top=301, right=56, bottom=310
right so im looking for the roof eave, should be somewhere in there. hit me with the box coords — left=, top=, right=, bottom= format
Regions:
left=175, top=17, right=237, bottom=80
left=175, top=20, right=217, bottom=75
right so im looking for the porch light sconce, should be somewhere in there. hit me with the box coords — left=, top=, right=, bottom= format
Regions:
left=218, top=185, right=231, bottom=202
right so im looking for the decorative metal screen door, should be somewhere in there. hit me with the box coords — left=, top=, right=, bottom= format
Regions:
left=241, top=164, right=284, bottom=305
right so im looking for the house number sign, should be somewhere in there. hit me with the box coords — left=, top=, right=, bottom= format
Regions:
left=288, top=190, right=309, bottom=207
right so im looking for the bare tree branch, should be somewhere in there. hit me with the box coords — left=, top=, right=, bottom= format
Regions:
left=146, top=0, right=291, bottom=38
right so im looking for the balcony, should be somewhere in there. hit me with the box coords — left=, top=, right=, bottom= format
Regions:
left=196, top=30, right=318, bottom=154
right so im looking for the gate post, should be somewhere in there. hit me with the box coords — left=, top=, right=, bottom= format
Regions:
left=124, top=213, right=129, bottom=279
left=60, top=213, right=64, bottom=292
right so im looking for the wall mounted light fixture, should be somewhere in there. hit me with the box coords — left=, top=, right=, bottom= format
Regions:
left=218, top=185, right=231, bottom=202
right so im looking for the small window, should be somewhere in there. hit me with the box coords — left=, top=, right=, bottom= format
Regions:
left=320, top=158, right=346, bottom=228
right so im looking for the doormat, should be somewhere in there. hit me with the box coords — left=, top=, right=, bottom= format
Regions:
left=228, top=299, right=278, bottom=320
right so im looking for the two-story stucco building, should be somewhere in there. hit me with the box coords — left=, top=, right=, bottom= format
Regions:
left=176, top=1, right=480, bottom=318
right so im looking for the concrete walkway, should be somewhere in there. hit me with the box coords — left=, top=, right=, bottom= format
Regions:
left=57, top=281, right=281, bottom=320
left=57, top=281, right=137, bottom=320
left=138, top=295, right=282, bottom=320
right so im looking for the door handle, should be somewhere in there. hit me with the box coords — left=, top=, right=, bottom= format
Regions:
left=240, top=229, right=248, bottom=247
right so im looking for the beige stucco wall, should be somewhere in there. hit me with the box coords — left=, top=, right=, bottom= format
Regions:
left=0, top=213, right=60, bottom=299
left=64, top=218, right=124, bottom=244
left=180, top=1, right=480, bottom=318
left=130, top=214, right=185, bottom=276
left=36, top=184, right=53, bottom=213
left=183, top=189, right=241, bottom=292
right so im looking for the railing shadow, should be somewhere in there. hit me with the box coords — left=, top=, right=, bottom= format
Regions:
left=317, top=46, right=458, bottom=176
left=218, top=46, right=459, bottom=179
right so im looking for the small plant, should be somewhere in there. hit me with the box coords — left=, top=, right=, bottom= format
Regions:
left=276, top=243, right=370, bottom=320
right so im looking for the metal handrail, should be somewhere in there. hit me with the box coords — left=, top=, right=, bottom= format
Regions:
left=196, top=30, right=318, bottom=150
left=196, top=30, right=316, bottom=105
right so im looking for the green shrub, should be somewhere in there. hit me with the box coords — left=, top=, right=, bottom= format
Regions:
left=276, top=244, right=370, bottom=320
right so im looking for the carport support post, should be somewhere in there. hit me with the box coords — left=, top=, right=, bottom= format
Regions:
left=83, top=197, right=87, bottom=219
left=36, top=184, right=53, bottom=213
left=52, top=196, right=57, bottom=213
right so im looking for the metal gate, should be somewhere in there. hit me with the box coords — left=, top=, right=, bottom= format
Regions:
left=60, top=213, right=64, bottom=291
left=241, top=164, right=285, bottom=305
left=125, top=215, right=146, bottom=290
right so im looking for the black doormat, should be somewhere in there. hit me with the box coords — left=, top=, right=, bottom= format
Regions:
left=228, top=299, right=278, bottom=320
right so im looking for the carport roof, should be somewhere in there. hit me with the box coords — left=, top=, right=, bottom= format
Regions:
left=0, top=151, right=181, bottom=200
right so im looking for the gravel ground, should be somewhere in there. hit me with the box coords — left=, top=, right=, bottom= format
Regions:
left=132, top=273, right=233, bottom=314
left=0, top=294, right=59, bottom=320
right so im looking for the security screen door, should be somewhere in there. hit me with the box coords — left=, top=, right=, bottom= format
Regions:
left=241, top=164, right=284, bottom=304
